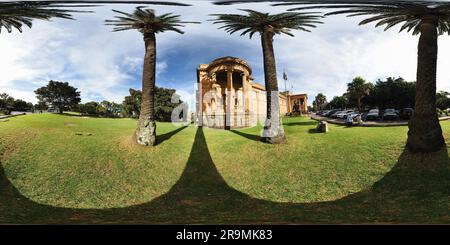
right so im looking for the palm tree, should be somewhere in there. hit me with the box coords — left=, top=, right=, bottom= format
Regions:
left=271, top=0, right=450, bottom=153
left=313, top=92, right=327, bottom=111
left=346, top=76, right=372, bottom=113
left=106, top=7, right=197, bottom=146
left=0, top=1, right=88, bottom=33
left=210, top=9, right=322, bottom=144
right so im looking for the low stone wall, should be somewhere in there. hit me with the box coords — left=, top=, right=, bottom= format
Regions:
left=0, top=113, right=26, bottom=120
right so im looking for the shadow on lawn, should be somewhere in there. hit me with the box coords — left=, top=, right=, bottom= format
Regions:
left=156, top=126, right=188, bottom=145
left=307, top=128, right=321, bottom=134
left=284, top=121, right=317, bottom=126
left=230, top=129, right=261, bottom=142
left=1, top=127, right=449, bottom=223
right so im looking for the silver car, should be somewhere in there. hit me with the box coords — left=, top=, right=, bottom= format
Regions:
left=382, top=109, right=399, bottom=120
left=336, top=110, right=354, bottom=119
left=365, top=109, right=380, bottom=120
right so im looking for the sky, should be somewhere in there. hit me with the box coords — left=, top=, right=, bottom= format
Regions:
left=1, top=0, right=450, bottom=109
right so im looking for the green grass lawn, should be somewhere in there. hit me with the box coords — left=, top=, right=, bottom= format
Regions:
left=0, top=113, right=449, bottom=224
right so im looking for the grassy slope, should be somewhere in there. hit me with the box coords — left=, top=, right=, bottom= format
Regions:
left=206, top=117, right=406, bottom=203
left=0, top=114, right=448, bottom=223
left=0, top=114, right=194, bottom=208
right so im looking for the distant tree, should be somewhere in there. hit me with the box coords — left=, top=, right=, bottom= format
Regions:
left=436, top=91, right=450, bottom=110
left=73, top=101, right=99, bottom=115
left=34, top=101, right=48, bottom=111
left=346, top=77, right=373, bottom=113
left=34, top=80, right=81, bottom=114
left=313, top=93, right=327, bottom=111
left=122, top=87, right=182, bottom=122
left=84, top=101, right=100, bottom=115
left=97, top=100, right=122, bottom=117
left=0, top=93, right=15, bottom=114
left=122, top=88, right=142, bottom=118
left=12, top=99, right=32, bottom=111
left=155, top=87, right=182, bottom=122
left=328, top=96, right=348, bottom=109
left=364, top=77, right=415, bottom=109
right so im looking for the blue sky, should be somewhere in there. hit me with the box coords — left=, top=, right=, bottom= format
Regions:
left=1, top=0, right=450, bottom=109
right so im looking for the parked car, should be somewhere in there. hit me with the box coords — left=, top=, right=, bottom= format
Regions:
left=317, top=110, right=329, bottom=116
left=382, top=108, right=399, bottom=120
left=324, top=109, right=341, bottom=117
left=399, top=108, right=414, bottom=120
left=365, top=109, right=380, bottom=121
left=336, top=110, right=354, bottom=119
left=47, top=108, right=57, bottom=113
left=330, top=110, right=345, bottom=118
left=347, top=112, right=360, bottom=120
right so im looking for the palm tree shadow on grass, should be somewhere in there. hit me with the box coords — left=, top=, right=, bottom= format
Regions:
left=308, top=128, right=321, bottom=134
left=230, top=129, right=261, bottom=142
left=156, top=126, right=188, bottom=145
left=230, top=120, right=319, bottom=141
left=284, top=121, right=317, bottom=126
left=1, top=127, right=449, bottom=223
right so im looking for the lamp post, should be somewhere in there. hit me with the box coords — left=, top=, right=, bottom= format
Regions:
left=283, top=70, right=289, bottom=115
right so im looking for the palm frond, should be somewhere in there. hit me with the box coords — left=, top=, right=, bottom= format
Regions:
left=0, top=1, right=191, bottom=7
left=0, top=1, right=94, bottom=34
left=270, top=0, right=450, bottom=35
left=105, top=7, right=198, bottom=35
left=210, top=9, right=323, bottom=38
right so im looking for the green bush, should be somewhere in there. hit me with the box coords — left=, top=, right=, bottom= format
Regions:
left=0, top=109, right=11, bottom=115
left=436, top=108, right=447, bottom=117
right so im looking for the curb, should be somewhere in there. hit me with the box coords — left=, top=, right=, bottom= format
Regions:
left=0, top=113, right=26, bottom=120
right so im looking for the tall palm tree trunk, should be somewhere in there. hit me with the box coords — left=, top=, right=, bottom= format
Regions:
left=406, top=17, right=445, bottom=152
left=135, top=32, right=157, bottom=146
left=261, top=26, right=286, bottom=144
left=357, top=98, right=362, bottom=113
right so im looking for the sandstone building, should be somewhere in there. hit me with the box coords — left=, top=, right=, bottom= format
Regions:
left=196, top=57, right=308, bottom=129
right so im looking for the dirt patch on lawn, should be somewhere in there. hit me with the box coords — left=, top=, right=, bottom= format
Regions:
left=119, top=134, right=137, bottom=150
left=64, top=122, right=78, bottom=127
left=0, top=131, right=39, bottom=163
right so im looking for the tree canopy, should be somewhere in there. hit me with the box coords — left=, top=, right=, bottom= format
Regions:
left=328, top=95, right=349, bottom=109
left=34, top=80, right=81, bottom=114
left=313, top=93, right=327, bottom=110
left=122, top=87, right=183, bottom=121
left=105, top=7, right=198, bottom=34
left=364, top=77, right=416, bottom=109
left=210, top=9, right=323, bottom=39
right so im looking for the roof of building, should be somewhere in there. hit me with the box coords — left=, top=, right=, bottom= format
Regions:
left=250, top=81, right=265, bottom=90
left=198, top=56, right=252, bottom=75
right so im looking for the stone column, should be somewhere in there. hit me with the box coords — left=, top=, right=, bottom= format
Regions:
left=226, top=70, right=233, bottom=129
left=304, top=96, right=308, bottom=113
left=287, top=95, right=291, bottom=114
left=196, top=70, right=208, bottom=127
left=243, top=74, right=249, bottom=111
left=242, top=74, right=249, bottom=127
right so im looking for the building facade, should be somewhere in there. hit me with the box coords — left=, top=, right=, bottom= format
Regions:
left=196, top=57, right=307, bottom=129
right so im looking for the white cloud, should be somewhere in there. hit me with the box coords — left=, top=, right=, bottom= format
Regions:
left=1, top=0, right=450, bottom=107
left=275, top=15, right=450, bottom=104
